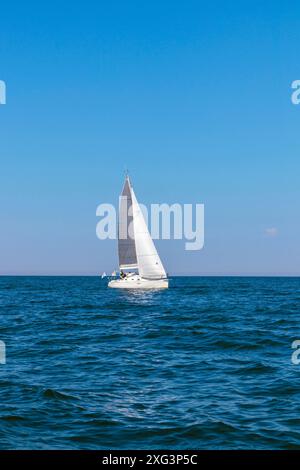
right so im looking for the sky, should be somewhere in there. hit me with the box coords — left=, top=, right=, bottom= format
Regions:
left=0, top=0, right=300, bottom=275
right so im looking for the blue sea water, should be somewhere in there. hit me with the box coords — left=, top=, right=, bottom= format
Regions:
left=0, top=276, right=300, bottom=449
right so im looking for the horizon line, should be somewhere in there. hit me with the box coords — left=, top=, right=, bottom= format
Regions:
left=1, top=273, right=300, bottom=278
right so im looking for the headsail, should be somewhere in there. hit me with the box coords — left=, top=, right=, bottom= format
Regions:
left=118, top=177, right=138, bottom=270
left=131, top=186, right=167, bottom=280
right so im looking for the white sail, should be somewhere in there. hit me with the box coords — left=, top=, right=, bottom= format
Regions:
left=131, top=185, right=167, bottom=280
left=118, top=177, right=138, bottom=269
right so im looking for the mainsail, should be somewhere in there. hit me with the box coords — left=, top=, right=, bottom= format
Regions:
left=118, top=176, right=167, bottom=280
left=118, top=177, right=138, bottom=269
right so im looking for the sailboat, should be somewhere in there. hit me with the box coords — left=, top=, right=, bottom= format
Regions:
left=108, top=176, right=169, bottom=289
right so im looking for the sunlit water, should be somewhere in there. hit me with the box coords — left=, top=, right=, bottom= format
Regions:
left=0, top=276, right=300, bottom=449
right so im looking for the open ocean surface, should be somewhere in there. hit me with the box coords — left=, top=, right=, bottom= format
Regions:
left=0, top=276, right=300, bottom=449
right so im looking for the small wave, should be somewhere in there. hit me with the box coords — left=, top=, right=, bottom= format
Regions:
left=231, top=363, right=276, bottom=375
left=41, top=388, right=77, bottom=401
left=1, top=415, right=26, bottom=422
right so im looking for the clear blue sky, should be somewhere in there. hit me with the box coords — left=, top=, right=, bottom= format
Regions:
left=0, top=0, right=299, bottom=275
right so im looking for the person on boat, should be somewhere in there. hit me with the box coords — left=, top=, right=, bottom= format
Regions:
left=120, top=270, right=126, bottom=279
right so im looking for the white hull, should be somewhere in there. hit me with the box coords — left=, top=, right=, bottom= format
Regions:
left=108, top=275, right=168, bottom=289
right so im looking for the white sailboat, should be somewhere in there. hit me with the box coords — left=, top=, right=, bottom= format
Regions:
left=108, top=176, right=169, bottom=289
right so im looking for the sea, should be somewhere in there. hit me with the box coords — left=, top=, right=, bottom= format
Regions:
left=0, top=276, right=300, bottom=449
